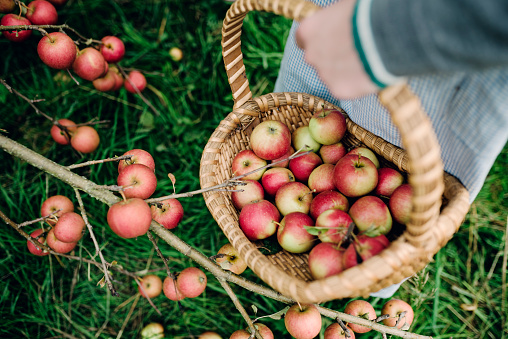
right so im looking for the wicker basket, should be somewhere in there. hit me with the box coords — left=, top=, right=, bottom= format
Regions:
left=199, top=0, right=471, bottom=303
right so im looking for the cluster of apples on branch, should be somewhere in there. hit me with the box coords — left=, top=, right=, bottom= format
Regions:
left=230, top=107, right=413, bottom=280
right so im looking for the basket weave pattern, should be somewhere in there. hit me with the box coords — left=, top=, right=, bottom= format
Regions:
left=199, top=0, right=471, bottom=303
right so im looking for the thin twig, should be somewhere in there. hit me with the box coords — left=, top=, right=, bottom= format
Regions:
left=133, top=278, right=161, bottom=315
left=17, top=209, right=61, bottom=228
left=146, top=230, right=173, bottom=278
left=67, top=154, right=133, bottom=170
left=116, top=65, right=161, bottom=116
left=73, top=188, right=118, bottom=296
left=0, top=78, right=54, bottom=121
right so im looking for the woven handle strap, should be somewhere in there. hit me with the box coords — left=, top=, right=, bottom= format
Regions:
left=222, top=0, right=444, bottom=248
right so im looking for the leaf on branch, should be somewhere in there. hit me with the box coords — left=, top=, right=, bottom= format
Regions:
left=97, top=276, right=106, bottom=288
left=251, top=305, right=258, bottom=315
left=253, top=305, right=290, bottom=322
left=168, top=173, right=176, bottom=193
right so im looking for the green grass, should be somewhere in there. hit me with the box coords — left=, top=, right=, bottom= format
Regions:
left=0, top=0, right=507, bottom=338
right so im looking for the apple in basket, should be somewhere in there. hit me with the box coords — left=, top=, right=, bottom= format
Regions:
left=249, top=120, right=291, bottom=160
left=348, top=196, right=392, bottom=237
left=347, top=146, right=380, bottom=168
left=261, top=167, right=295, bottom=197
left=231, top=149, right=267, bottom=181
left=275, top=181, right=314, bottom=216
left=333, top=154, right=378, bottom=197
left=277, top=212, right=316, bottom=253
left=343, top=234, right=390, bottom=269
left=314, top=209, right=353, bottom=244
left=231, top=179, right=265, bottom=210
left=309, top=190, right=349, bottom=220
left=308, top=108, right=347, bottom=145
left=308, top=242, right=345, bottom=279
left=239, top=200, right=280, bottom=241
left=291, top=125, right=321, bottom=152
left=319, top=142, right=347, bottom=165
left=308, top=163, right=336, bottom=193
left=288, top=151, right=323, bottom=182
left=374, top=167, right=404, bottom=197
left=389, top=184, right=413, bottom=225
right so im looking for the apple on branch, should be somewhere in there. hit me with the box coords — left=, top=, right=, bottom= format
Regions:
left=176, top=267, right=207, bottom=298
left=138, top=274, right=163, bottom=299
left=1, top=14, right=32, bottom=42
left=107, top=198, right=152, bottom=238
left=70, top=126, right=100, bottom=154
left=26, top=0, right=58, bottom=25
left=37, top=32, right=77, bottom=70
left=50, top=119, right=77, bottom=145
left=117, top=163, right=157, bottom=199
left=100, top=36, right=126, bottom=63
left=214, top=243, right=247, bottom=275
left=324, top=322, right=355, bottom=339
left=230, top=323, right=274, bottom=339
left=381, top=298, right=415, bottom=329
left=73, top=47, right=107, bottom=81
left=0, top=0, right=16, bottom=13
left=151, top=198, right=184, bottom=230
left=343, top=299, right=376, bottom=333
left=41, top=194, right=74, bottom=225
left=284, top=303, right=322, bottom=339
left=27, top=229, right=49, bottom=256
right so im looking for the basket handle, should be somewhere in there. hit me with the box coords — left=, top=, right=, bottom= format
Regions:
left=222, top=0, right=445, bottom=248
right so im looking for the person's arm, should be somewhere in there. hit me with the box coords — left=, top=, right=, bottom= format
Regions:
left=297, top=0, right=508, bottom=98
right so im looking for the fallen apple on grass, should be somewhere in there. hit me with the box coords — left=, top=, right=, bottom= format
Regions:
left=140, top=322, right=164, bottom=339
left=381, top=298, right=414, bottom=329
left=138, top=274, right=163, bottom=299
left=176, top=267, right=207, bottom=298
left=124, top=70, right=147, bottom=93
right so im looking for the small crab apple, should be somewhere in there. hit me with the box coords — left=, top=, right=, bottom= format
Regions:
left=324, top=323, right=355, bottom=339
left=140, top=322, right=164, bottom=339
left=0, top=0, right=16, bottom=13
left=249, top=120, right=291, bottom=161
left=231, top=179, right=264, bottom=210
left=124, top=70, right=147, bottom=93
left=261, top=167, right=295, bottom=197
left=231, top=149, right=267, bottom=181
left=46, top=229, right=77, bottom=253
left=1, top=14, right=32, bottom=42
left=151, top=198, right=184, bottom=230
left=118, top=148, right=156, bottom=173
left=277, top=212, right=316, bottom=253
left=381, top=298, right=414, bottom=329
left=284, top=303, right=322, bottom=339
left=117, top=163, right=157, bottom=199
left=53, top=212, right=85, bottom=243
left=40, top=195, right=74, bottom=225
left=70, top=126, right=100, bottom=153
left=73, top=47, right=107, bottom=81
left=162, top=275, right=185, bottom=301
left=308, top=242, right=345, bottom=279
left=309, top=190, right=349, bottom=220
left=138, top=274, right=163, bottom=299
left=50, top=119, right=77, bottom=145
left=100, top=36, right=125, bottom=63
left=107, top=198, right=152, bottom=238
left=215, top=243, right=247, bottom=275
left=27, top=229, right=49, bottom=256
left=26, top=0, right=58, bottom=25
left=343, top=299, right=376, bottom=334
left=176, top=267, right=207, bottom=298
left=239, top=200, right=280, bottom=241
left=37, top=32, right=77, bottom=70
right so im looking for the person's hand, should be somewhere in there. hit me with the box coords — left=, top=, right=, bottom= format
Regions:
left=296, top=0, right=378, bottom=99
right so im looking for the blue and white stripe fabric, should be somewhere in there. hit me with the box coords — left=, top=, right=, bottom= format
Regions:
left=275, top=0, right=508, bottom=204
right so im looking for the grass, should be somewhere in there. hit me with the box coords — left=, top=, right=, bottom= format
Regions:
left=0, top=0, right=506, bottom=338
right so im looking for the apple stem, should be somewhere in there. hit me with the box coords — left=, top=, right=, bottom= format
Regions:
left=119, top=190, right=127, bottom=201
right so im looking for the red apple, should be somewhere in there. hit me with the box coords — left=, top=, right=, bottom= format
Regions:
left=284, top=304, right=322, bottom=339
left=109, top=66, right=124, bottom=91
left=70, top=126, right=100, bottom=153
left=46, top=229, right=77, bottom=253
left=53, top=211, right=85, bottom=243
left=343, top=234, right=390, bottom=269
left=261, top=167, right=295, bottom=196
left=100, top=36, right=125, bottom=63
left=1, top=14, right=32, bottom=42
left=37, top=32, right=77, bottom=69
left=381, top=298, right=414, bottom=329
left=249, top=120, right=291, bottom=160
left=288, top=151, right=323, bottom=182
left=151, top=198, right=184, bottom=230
left=124, top=70, right=147, bottom=93
left=277, top=212, right=316, bottom=253
left=50, top=118, right=77, bottom=145
left=308, top=108, right=347, bottom=145
left=238, top=200, right=280, bottom=241
left=73, top=47, right=107, bottom=81
left=375, top=167, right=404, bottom=197
left=0, top=0, right=16, bottom=13
left=117, top=163, right=157, bottom=199
left=308, top=242, right=345, bottom=279
left=308, top=163, right=335, bottom=193
left=349, top=196, right=392, bottom=237
left=333, top=154, right=378, bottom=197
left=27, top=229, right=49, bottom=256
left=274, top=181, right=313, bottom=216
left=26, top=0, right=57, bottom=25
left=324, top=323, right=355, bottom=339
left=40, top=195, right=74, bottom=225
left=319, top=142, right=347, bottom=165
left=118, top=148, right=155, bottom=173
left=198, top=332, right=221, bottom=339
left=138, top=274, right=163, bottom=299
left=215, top=243, right=247, bottom=275
left=291, top=125, right=321, bottom=152
left=107, top=198, right=152, bottom=238
left=231, top=149, right=267, bottom=181
left=314, top=209, right=353, bottom=244
left=343, top=300, right=376, bottom=334
left=176, top=267, right=207, bottom=298
left=162, top=276, right=185, bottom=301
left=389, top=184, right=413, bottom=225
left=347, top=147, right=380, bottom=168
left=230, top=323, right=273, bottom=339
left=92, top=69, right=116, bottom=92
left=309, top=190, right=349, bottom=220
left=270, top=146, right=294, bottom=168
left=231, top=179, right=264, bottom=210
